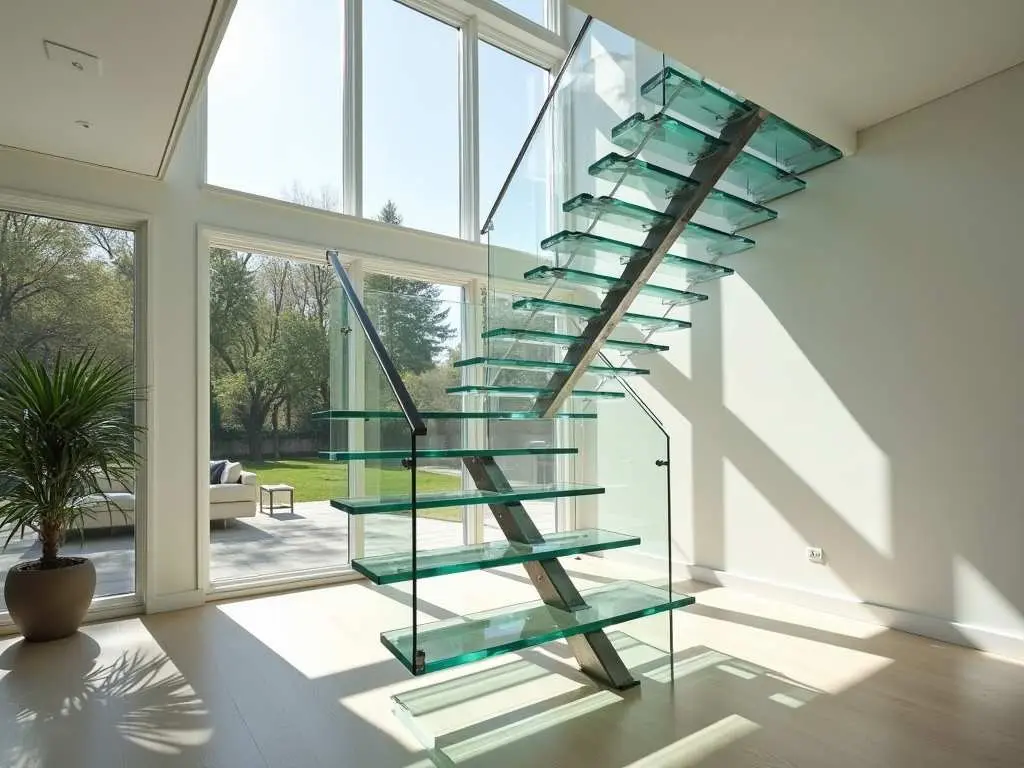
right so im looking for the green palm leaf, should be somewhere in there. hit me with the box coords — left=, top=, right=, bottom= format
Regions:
left=0, top=350, right=144, bottom=566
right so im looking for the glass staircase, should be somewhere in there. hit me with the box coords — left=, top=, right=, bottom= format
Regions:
left=316, top=12, right=843, bottom=736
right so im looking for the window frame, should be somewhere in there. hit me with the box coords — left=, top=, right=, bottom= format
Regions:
left=0, top=189, right=151, bottom=627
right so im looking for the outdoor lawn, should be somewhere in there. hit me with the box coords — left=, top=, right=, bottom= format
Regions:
left=243, top=457, right=464, bottom=521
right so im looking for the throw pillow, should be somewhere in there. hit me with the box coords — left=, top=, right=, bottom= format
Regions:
left=210, top=460, right=228, bottom=485
left=221, top=461, right=243, bottom=484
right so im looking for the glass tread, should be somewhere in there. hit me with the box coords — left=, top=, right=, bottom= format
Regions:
left=748, top=115, right=844, bottom=174
left=513, top=297, right=691, bottom=332
left=541, top=229, right=644, bottom=262
left=352, top=528, right=640, bottom=585
left=446, top=385, right=625, bottom=400
left=482, top=328, right=670, bottom=354
left=641, top=67, right=843, bottom=174
left=562, top=195, right=755, bottom=257
left=320, top=447, right=577, bottom=461
left=612, top=112, right=806, bottom=203
left=311, top=409, right=597, bottom=421
left=589, top=153, right=777, bottom=232
left=330, top=483, right=605, bottom=515
left=381, top=580, right=695, bottom=674
left=525, top=264, right=711, bottom=304
left=563, top=193, right=671, bottom=231
left=455, top=355, right=651, bottom=376
left=612, top=111, right=725, bottom=165
left=641, top=66, right=749, bottom=131
left=539, top=231, right=735, bottom=284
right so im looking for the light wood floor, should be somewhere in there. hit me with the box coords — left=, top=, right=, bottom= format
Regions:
left=2, top=563, right=1023, bottom=767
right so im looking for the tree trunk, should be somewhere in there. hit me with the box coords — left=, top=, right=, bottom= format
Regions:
left=271, top=406, right=281, bottom=460
left=246, top=406, right=264, bottom=463
left=40, top=517, right=61, bottom=568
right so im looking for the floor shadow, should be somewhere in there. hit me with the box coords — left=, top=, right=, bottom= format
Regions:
left=140, top=605, right=420, bottom=767
left=0, top=633, right=208, bottom=767
left=257, top=511, right=307, bottom=521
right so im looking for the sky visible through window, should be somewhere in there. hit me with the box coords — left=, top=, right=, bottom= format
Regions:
left=208, top=0, right=548, bottom=240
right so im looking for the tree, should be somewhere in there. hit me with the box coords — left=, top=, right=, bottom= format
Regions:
left=364, top=201, right=455, bottom=374
left=209, top=249, right=332, bottom=461
left=209, top=250, right=293, bottom=461
left=0, top=212, right=133, bottom=368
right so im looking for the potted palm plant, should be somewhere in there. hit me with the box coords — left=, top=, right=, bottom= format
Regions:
left=0, top=351, right=142, bottom=642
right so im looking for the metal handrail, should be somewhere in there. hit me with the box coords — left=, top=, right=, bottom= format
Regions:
left=326, top=250, right=427, bottom=436
left=479, top=14, right=593, bottom=236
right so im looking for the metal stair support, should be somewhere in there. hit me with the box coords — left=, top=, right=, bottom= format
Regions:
left=463, top=456, right=638, bottom=689
left=533, top=107, right=770, bottom=417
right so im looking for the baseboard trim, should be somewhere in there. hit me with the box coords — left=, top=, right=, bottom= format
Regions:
left=686, top=565, right=1024, bottom=662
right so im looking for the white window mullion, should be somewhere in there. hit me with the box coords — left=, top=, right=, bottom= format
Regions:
left=464, top=279, right=486, bottom=543
left=343, top=0, right=364, bottom=218
left=346, top=258, right=367, bottom=559
left=547, top=0, right=566, bottom=42
left=460, top=16, right=481, bottom=241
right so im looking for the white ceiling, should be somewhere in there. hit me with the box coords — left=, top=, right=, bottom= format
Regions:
left=0, top=0, right=225, bottom=176
left=573, top=0, right=1024, bottom=153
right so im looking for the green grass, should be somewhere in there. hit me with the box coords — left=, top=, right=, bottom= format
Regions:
left=245, top=458, right=464, bottom=521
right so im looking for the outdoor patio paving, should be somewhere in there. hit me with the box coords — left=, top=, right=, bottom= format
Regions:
left=0, top=500, right=557, bottom=612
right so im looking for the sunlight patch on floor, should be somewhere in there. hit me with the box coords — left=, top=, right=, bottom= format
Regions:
left=625, top=714, right=760, bottom=767
left=440, top=689, right=622, bottom=764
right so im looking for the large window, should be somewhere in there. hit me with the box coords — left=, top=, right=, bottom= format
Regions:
left=362, top=0, right=460, bottom=236
left=206, top=0, right=344, bottom=211
left=208, top=249, right=342, bottom=585
left=207, top=245, right=471, bottom=583
left=205, top=0, right=561, bottom=240
left=0, top=210, right=138, bottom=612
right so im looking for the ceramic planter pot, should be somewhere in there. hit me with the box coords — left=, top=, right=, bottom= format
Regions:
left=4, top=557, right=96, bottom=642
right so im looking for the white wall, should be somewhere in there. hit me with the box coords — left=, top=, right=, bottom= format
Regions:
left=635, top=62, right=1024, bottom=650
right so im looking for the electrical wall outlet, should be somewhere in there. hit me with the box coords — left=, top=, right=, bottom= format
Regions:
left=806, top=546, right=825, bottom=564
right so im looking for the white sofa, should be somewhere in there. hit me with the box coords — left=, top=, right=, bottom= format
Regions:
left=81, top=466, right=258, bottom=531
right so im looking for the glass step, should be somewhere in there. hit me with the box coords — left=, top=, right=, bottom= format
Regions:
left=612, top=111, right=725, bottom=164
left=541, top=229, right=644, bottom=262
left=446, top=385, right=625, bottom=400
left=562, top=195, right=755, bottom=257
left=513, top=297, right=691, bottom=332
left=455, top=355, right=651, bottom=376
left=320, top=447, right=577, bottom=461
left=330, top=483, right=605, bottom=515
left=482, top=328, right=670, bottom=354
left=353, top=528, right=640, bottom=585
left=641, top=67, right=843, bottom=174
left=747, top=115, right=844, bottom=175
left=525, top=265, right=711, bottom=305
left=589, top=154, right=778, bottom=232
left=540, top=231, right=735, bottom=285
left=311, top=409, right=597, bottom=420
left=612, top=112, right=806, bottom=203
left=381, top=580, right=696, bottom=675
left=641, top=66, right=749, bottom=132
left=563, top=193, right=671, bottom=231
left=727, top=152, right=806, bottom=203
